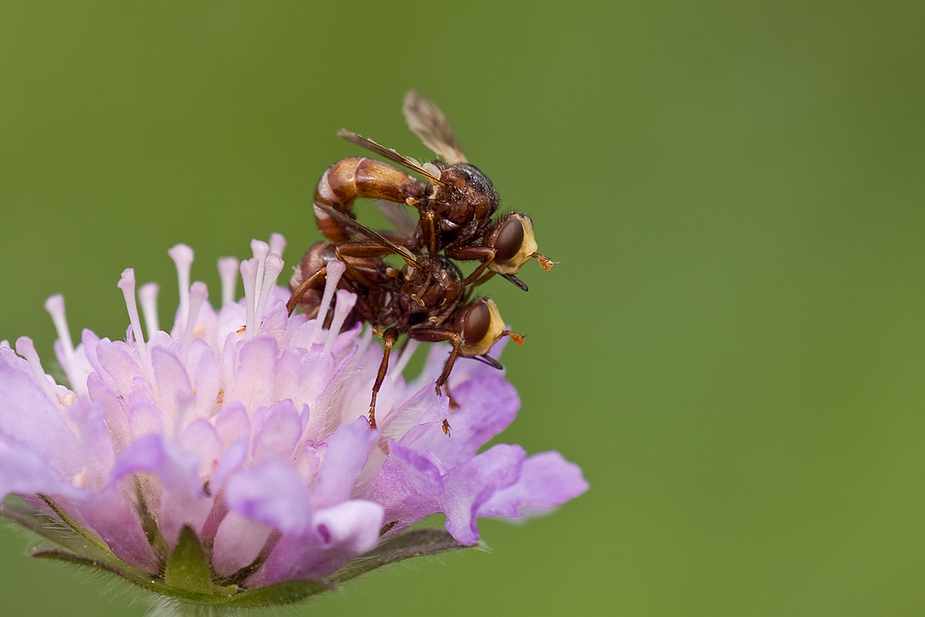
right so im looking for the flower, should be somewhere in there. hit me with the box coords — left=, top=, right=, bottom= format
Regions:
left=0, top=235, right=588, bottom=610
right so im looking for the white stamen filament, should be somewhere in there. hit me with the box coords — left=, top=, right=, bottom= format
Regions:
left=239, top=259, right=259, bottom=339
left=118, top=269, right=146, bottom=347
left=168, top=244, right=195, bottom=329
left=250, top=240, right=270, bottom=309
left=181, top=282, right=208, bottom=363
left=138, top=283, right=160, bottom=337
left=391, top=340, right=419, bottom=381
left=218, top=257, right=240, bottom=307
left=254, top=253, right=284, bottom=330
left=44, top=294, right=76, bottom=374
left=357, top=324, right=373, bottom=355
left=316, top=260, right=346, bottom=324
left=325, top=290, right=356, bottom=355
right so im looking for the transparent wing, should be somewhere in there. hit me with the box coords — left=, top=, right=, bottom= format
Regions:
left=338, top=129, right=443, bottom=185
left=313, top=202, right=421, bottom=267
left=402, top=91, right=468, bottom=165
left=375, top=199, right=418, bottom=238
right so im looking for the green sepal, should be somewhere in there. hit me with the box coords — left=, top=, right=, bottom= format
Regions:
left=330, top=527, right=484, bottom=584
left=164, top=526, right=220, bottom=595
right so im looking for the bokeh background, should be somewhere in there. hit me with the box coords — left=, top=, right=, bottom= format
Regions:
left=2, top=1, right=924, bottom=615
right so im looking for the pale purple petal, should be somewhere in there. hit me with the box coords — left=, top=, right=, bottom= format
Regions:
left=180, top=419, right=223, bottom=482
left=86, top=372, right=133, bottom=452
left=212, top=510, right=272, bottom=577
left=313, top=500, right=382, bottom=552
left=187, top=339, right=221, bottom=422
left=213, top=401, right=251, bottom=450
left=112, top=433, right=210, bottom=545
left=112, top=434, right=197, bottom=493
left=224, top=458, right=311, bottom=536
left=250, top=400, right=301, bottom=461
left=209, top=438, right=248, bottom=493
left=79, top=329, right=105, bottom=383
left=150, top=346, right=194, bottom=429
left=128, top=395, right=165, bottom=440
left=94, top=339, right=144, bottom=396
left=60, top=484, right=159, bottom=572
left=0, top=441, right=80, bottom=500
left=478, top=451, right=589, bottom=519
left=226, top=336, right=279, bottom=411
left=0, top=349, right=84, bottom=477
left=440, top=444, right=526, bottom=545
left=254, top=499, right=383, bottom=585
left=400, top=375, right=519, bottom=467
left=67, top=398, right=114, bottom=490
left=358, top=440, right=444, bottom=534
left=311, top=417, right=376, bottom=509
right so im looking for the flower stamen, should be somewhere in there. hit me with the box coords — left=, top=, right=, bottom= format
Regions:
left=218, top=257, right=240, bottom=306
left=168, top=244, right=195, bottom=332
left=118, top=269, right=146, bottom=348
left=240, top=258, right=259, bottom=339
left=316, top=260, right=346, bottom=324
left=44, top=294, right=76, bottom=380
left=255, top=253, right=284, bottom=330
left=138, top=283, right=160, bottom=338
left=269, top=232, right=287, bottom=260
left=325, top=290, right=357, bottom=355
left=391, top=340, right=419, bottom=382
left=181, top=281, right=208, bottom=363
left=118, top=268, right=155, bottom=382
left=250, top=240, right=270, bottom=311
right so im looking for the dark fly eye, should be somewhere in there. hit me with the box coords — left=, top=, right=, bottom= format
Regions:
left=494, top=217, right=524, bottom=263
left=462, top=301, right=492, bottom=346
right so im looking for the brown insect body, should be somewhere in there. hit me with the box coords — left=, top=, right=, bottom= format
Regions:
left=313, top=157, right=425, bottom=244
left=289, top=240, right=400, bottom=329
left=290, top=204, right=520, bottom=430
left=293, top=92, right=547, bottom=430
left=311, top=92, right=552, bottom=289
left=413, top=161, right=499, bottom=253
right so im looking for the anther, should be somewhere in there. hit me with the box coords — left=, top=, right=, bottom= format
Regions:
left=44, top=294, right=75, bottom=373
left=168, top=244, right=195, bottom=326
left=315, top=260, right=346, bottom=324
left=118, top=269, right=146, bottom=348
left=250, top=240, right=270, bottom=305
left=218, top=257, right=240, bottom=307
left=269, top=233, right=287, bottom=260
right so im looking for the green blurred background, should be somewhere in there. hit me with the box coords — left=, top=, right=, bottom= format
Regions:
left=2, top=1, right=924, bottom=615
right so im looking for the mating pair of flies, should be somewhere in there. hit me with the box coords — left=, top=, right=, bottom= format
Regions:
left=287, top=92, right=552, bottom=431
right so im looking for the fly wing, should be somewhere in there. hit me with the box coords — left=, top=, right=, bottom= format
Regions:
left=338, top=129, right=443, bottom=185
left=375, top=199, right=418, bottom=238
left=312, top=202, right=421, bottom=267
left=402, top=91, right=468, bottom=165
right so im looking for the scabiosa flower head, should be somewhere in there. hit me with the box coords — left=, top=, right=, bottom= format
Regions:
left=0, top=235, right=587, bottom=611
